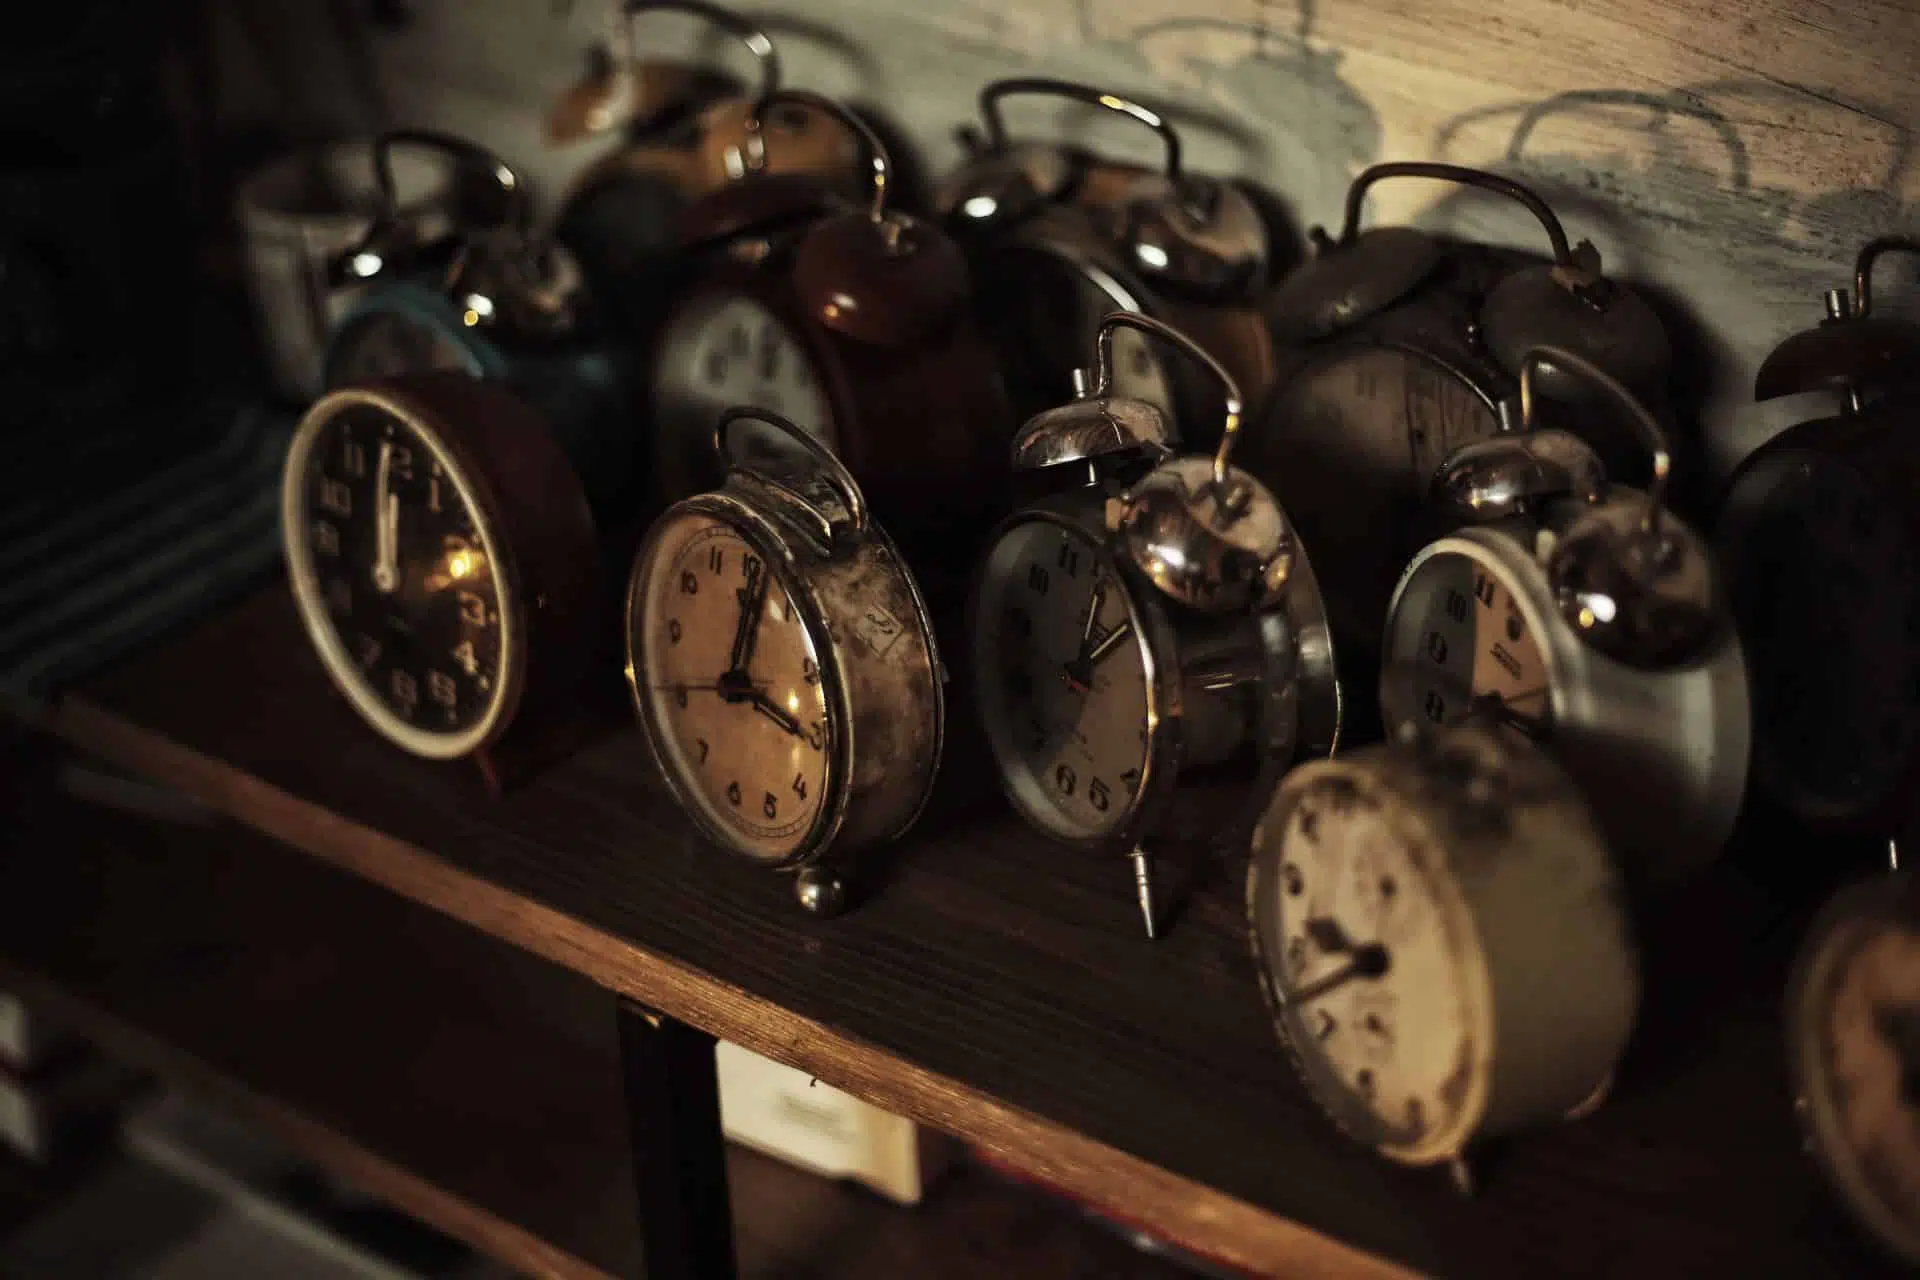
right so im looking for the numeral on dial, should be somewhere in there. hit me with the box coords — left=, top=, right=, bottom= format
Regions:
left=391, top=669, right=418, bottom=710
left=1057, top=544, right=1079, bottom=577
left=452, top=640, right=478, bottom=677
left=1474, top=573, right=1495, bottom=608
left=319, top=479, right=352, bottom=516
left=458, top=592, right=488, bottom=627
left=313, top=521, right=340, bottom=556
left=727, top=781, right=742, bottom=806
left=427, top=670, right=456, bottom=708
left=1028, top=564, right=1050, bottom=594
left=1089, top=778, right=1111, bottom=812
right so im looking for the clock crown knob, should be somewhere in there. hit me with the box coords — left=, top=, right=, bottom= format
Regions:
left=1754, top=234, right=1920, bottom=402
left=1089, top=312, right=1293, bottom=612
left=1511, top=345, right=1719, bottom=666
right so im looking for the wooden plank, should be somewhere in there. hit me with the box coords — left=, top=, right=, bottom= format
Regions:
left=18, top=583, right=1901, bottom=1279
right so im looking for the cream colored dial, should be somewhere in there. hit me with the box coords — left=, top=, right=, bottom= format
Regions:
left=973, top=519, right=1151, bottom=842
left=1793, top=886, right=1920, bottom=1264
left=1385, top=548, right=1551, bottom=733
left=635, top=513, right=833, bottom=862
left=1269, top=776, right=1484, bottom=1159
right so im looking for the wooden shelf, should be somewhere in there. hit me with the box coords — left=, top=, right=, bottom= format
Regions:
left=0, top=758, right=1202, bottom=1279
left=13, top=583, right=1902, bottom=1279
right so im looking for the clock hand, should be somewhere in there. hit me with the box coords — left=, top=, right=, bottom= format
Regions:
left=654, top=678, right=768, bottom=696
left=1063, top=582, right=1119, bottom=694
left=1084, top=619, right=1134, bottom=666
left=727, top=556, right=770, bottom=676
left=1290, top=942, right=1391, bottom=1004
left=372, top=440, right=400, bottom=594
left=747, top=691, right=804, bottom=737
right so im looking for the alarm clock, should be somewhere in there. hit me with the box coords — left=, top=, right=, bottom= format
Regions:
left=1380, top=344, right=1749, bottom=884
left=550, top=0, right=860, bottom=333
left=626, top=406, right=943, bottom=915
left=970, top=311, right=1339, bottom=939
left=647, top=87, right=1009, bottom=550
left=320, top=129, right=638, bottom=521
left=1248, top=161, right=1672, bottom=682
left=282, top=374, right=606, bottom=790
left=936, top=77, right=1272, bottom=446
left=1786, top=867, right=1920, bottom=1267
left=1247, top=713, right=1638, bottom=1192
left=1716, top=235, right=1920, bottom=841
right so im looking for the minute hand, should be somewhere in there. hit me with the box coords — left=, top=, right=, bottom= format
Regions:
left=727, top=558, right=770, bottom=674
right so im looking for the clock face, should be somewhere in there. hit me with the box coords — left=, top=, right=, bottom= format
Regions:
left=1794, top=893, right=1920, bottom=1263
left=968, top=241, right=1179, bottom=429
left=1383, top=547, right=1551, bottom=737
left=973, top=518, right=1152, bottom=843
left=325, top=307, right=480, bottom=387
left=1263, top=771, right=1485, bottom=1159
left=1725, top=452, right=1920, bottom=823
left=283, top=399, right=512, bottom=757
left=1257, top=347, right=1501, bottom=653
left=650, top=292, right=837, bottom=502
left=633, top=511, right=833, bottom=862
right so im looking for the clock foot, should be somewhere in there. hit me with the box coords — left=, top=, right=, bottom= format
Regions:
left=1447, top=1153, right=1476, bottom=1197
left=1131, top=847, right=1160, bottom=941
left=795, top=864, right=850, bottom=917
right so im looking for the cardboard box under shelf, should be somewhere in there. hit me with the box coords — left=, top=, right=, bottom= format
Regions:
left=717, top=1041, right=956, bottom=1205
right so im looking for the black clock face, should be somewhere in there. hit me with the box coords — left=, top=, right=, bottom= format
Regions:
left=287, top=401, right=511, bottom=756
left=1726, top=452, right=1920, bottom=822
left=1257, top=346, right=1501, bottom=657
left=325, top=308, right=479, bottom=388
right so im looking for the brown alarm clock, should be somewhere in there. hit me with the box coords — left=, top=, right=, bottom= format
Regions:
left=281, top=372, right=610, bottom=792
left=550, top=1, right=860, bottom=329
left=646, top=87, right=1012, bottom=551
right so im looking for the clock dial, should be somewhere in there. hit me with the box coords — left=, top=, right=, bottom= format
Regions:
left=1257, top=347, right=1501, bottom=652
left=968, top=241, right=1178, bottom=429
left=285, top=401, right=511, bottom=757
left=636, top=512, right=833, bottom=861
left=651, top=293, right=836, bottom=502
left=1269, top=774, right=1483, bottom=1157
left=973, top=519, right=1151, bottom=842
left=1384, top=548, right=1551, bottom=736
left=1794, top=891, right=1920, bottom=1263
left=1725, top=452, right=1920, bottom=822
left=326, top=308, right=480, bottom=386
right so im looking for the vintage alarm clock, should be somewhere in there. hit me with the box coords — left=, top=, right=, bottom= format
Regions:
left=282, top=374, right=605, bottom=790
left=1787, top=864, right=1920, bottom=1266
left=549, top=0, right=860, bottom=329
left=1716, top=235, right=1920, bottom=839
left=1249, top=161, right=1672, bottom=677
left=1380, top=344, right=1749, bottom=883
left=970, top=312, right=1340, bottom=939
left=936, top=77, right=1272, bottom=443
left=320, top=131, right=637, bottom=515
left=626, top=406, right=943, bottom=915
left=647, top=86, right=1008, bottom=545
left=1247, top=712, right=1638, bottom=1192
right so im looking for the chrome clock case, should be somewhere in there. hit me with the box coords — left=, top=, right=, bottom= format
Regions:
left=969, top=311, right=1340, bottom=939
left=1382, top=345, right=1749, bottom=884
left=626, top=407, right=944, bottom=915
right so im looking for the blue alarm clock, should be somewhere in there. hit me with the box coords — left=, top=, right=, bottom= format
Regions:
left=320, top=129, right=639, bottom=523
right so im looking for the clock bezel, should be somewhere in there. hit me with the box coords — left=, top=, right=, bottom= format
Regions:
left=281, top=382, right=525, bottom=760
left=627, top=491, right=852, bottom=868
left=320, top=280, right=498, bottom=390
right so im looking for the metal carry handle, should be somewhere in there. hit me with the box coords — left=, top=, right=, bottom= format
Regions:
left=1331, top=161, right=1575, bottom=267
left=620, top=0, right=780, bottom=101
left=1091, top=311, right=1243, bottom=490
left=1518, top=344, right=1670, bottom=545
left=372, top=129, right=531, bottom=240
left=715, top=406, right=869, bottom=540
left=750, top=88, right=893, bottom=227
left=979, top=77, right=1184, bottom=189
left=1852, top=235, right=1920, bottom=318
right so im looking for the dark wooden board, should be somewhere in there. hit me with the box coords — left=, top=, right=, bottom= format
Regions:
left=0, top=762, right=1203, bottom=1280
left=33, top=583, right=1906, bottom=1279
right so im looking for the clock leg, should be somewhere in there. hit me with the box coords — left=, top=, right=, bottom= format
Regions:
left=794, top=861, right=852, bottom=917
left=1131, top=846, right=1161, bottom=940
left=616, top=998, right=738, bottom=1280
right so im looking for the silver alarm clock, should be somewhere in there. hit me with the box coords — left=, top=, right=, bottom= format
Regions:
left=1380, top=344, right=1750, bottom=884
left=969, top=311, right=1340, bottom=939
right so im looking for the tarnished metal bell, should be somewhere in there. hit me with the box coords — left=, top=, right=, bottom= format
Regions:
left=1482, top=241, right=1672, bottom=405
left=1011, top=312, right=1177, bottom=474
left=1432, top=428, right=1606, bottom=524
left=1113, top=455, right=1293, bottom=613
left=1265, top=224, right=1437, bottom=343
left=1755, top=236, right=1920, bottom=403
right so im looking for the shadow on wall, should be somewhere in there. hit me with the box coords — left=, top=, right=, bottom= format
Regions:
left=1423, top=84, right=1917, bottom=477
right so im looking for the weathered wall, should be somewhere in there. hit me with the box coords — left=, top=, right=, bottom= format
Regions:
left=205, top=0, right=1920, bottom=479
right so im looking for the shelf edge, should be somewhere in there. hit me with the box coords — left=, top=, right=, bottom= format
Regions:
left=39, top=693, right=1413, bottom=1280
